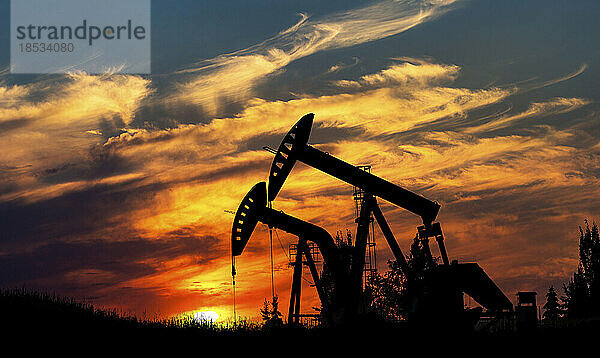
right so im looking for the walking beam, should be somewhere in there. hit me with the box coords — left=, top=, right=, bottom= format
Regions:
left=267, top=113, right=440, bottom=227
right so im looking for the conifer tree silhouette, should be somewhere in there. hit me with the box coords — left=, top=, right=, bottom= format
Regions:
left=562, top=220, right=600, bottom=318
left=543, top=285, right=561, bottom=322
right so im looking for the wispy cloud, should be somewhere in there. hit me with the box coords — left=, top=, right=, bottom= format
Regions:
left=334, top=57, right=460, bottom=88
left=464, top=97, right=589, bottom=133
left=0, top=72, right=152, bottom=205
left=534, top=63, right=588, bottom=91
left=171, top=0, right=461, bottom=115
left=0, top=73, right=151, bottom=127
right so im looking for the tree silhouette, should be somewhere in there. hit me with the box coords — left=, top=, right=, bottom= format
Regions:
left=317, top=230, right=354, bottom=322
left=367, top=259, right=408, bottom=320
left=542, top=285, right=561, bottom=322
left=367, top=235, right=438, bottom=320
left=406, top=235, right=438, bottom=278
left=562, top=220, right=600, bottom=318
left=260, top=295, right=283, bottom=328
left=580, top=221, right=600, bottom=312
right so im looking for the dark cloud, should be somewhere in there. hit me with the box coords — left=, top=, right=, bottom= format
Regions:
left=0, top=117, right=35, bottom=133
left=0, top=227, right=222, bottom=317
left=0, top=177, right=159, bottom=244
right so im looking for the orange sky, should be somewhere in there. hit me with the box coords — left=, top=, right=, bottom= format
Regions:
left=1, top=0, right=599, bottom=323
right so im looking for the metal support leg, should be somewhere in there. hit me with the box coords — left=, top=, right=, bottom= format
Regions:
left=436, top=234, right=450, bottom=266
left=304, top=246, right=327, bottom=309
left=371, top=200, right=410, bottom=277
left=294, top=240, right=307, bottom=321
left=349, top=194, right=373, bottom=315
left=418, top=222, right=450, bottom=266
left=288, top=238, right=305, bottom=324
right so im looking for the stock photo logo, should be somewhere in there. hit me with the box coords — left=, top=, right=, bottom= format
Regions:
left=10, top=0, right=150, bottom=74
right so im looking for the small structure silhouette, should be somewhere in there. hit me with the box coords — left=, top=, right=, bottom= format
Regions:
left=516, top=291, right=538, bottom=331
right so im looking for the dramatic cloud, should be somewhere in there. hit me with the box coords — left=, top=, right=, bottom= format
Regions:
left=464, top=97, right=589, bottom=133
left=0, top=72, right=152, bottom=204
left=171, top=0, right=461, bottom=115
left=1, top=0, right=598, bottom=322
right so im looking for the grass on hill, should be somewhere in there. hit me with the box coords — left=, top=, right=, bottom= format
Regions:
left=3, top=287, right=600, bottom=340
left=0, top=287, right=265, bottom=338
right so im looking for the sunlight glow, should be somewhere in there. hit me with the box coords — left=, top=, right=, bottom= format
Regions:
left=193, top=311, right=220, bottom=323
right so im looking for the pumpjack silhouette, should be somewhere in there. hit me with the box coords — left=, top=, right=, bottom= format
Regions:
left=232, top=113, right=512, bottom=327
